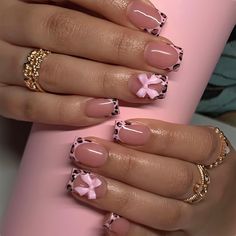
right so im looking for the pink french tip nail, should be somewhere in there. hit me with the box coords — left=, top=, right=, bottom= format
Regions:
left=85, top=98, right=120, bottom=118
left=69, top=137, right=108, bottom=167
left=128, top=73, right=168, bottom=100
left=67, top=168, right=106, bottom=200
left=127, top=0, right=167, bottom=36
left=104, top=213, right=130, bottom=236
left=113, top=121, right=151, bottom=146
left=144, top=41, right=184, bottom=71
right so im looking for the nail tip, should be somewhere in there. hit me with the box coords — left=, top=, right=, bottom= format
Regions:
left=110, top=98, right=120, bottom=116
left=69, top=137, right=93, bottom=162
left=103, top=213, right=121, bottom=230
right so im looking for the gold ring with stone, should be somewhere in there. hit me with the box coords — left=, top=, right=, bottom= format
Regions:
left=23, top=49, right=51, bottom=92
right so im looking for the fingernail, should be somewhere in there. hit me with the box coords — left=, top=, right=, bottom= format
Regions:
left=127, top=0, right=167, bottom=36
left=69, top=137, right=108, bottom=167
left=67, top=168, right=106, bottom=200
left=104, top=213, right=130, bottom=236
left=85, top=98, right=120, bottom=118
left=144, top=41, right=184, bottom=71
left=113, top=121, right=151, bottom=146
left=128, top=73, right=168, bottom=100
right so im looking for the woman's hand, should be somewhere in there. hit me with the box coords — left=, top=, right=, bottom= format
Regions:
left=0, top=0, right=183, bottom=126
left=67, top=119, right=236, bottom=236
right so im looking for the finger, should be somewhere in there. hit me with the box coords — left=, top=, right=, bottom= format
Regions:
left=112, top=119, right=231, bottom=166
left=26, top=0, right=167, bottom=37
left=69, top=137, right=200, bottom=200
left=0, top=41, right=169, bottom=103
left=0, top=85, right=119, bottom=126
left=67, top=168, right=191, bottom=231
left=103, top=213, right=186, bottom=236
left=2, top=2, right=183, bottom=72
left=69, top=0, right=167, bottom=37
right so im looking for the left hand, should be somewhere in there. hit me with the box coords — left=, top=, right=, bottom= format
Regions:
left=67, top=119, right=236, bottom=236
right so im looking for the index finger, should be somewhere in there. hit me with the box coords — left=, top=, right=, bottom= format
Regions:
left=32, top=0, right=167, bottom=37
left=113, top=119, right=231, bottom=165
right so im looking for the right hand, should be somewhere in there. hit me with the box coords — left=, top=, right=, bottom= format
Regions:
left=0, top=0, right=183, bottom=126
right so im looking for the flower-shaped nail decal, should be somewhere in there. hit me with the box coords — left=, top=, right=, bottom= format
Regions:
left=136, top=74, right=168, bottom=99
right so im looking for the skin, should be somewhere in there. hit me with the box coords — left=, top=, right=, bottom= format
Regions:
left=70, top=119, right=236, bottom=236
left=0, top=0, right=171, bottom=126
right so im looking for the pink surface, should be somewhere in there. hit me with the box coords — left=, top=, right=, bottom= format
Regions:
left=2, top=0, right=236, bottom=235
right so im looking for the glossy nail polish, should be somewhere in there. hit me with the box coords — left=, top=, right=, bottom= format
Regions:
left=67, top=168, right=106, bottom=200
left=69, top=137, right=108, bottom=167
left=85, top=98, right=119, bottom=118
left=113, top=121, right=151, bottom=146
left=127, top=0, right=167, bottom=36
left=128, top=73, right=168, bottom=100
left=145, top=41, right=184, bottom=71
left=104, top=213, right=130, bottom=236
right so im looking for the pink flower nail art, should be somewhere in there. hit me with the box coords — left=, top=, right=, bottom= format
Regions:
left=136, top=74, right=168, bottom=99
left=67, top=168, right=102, bottom=200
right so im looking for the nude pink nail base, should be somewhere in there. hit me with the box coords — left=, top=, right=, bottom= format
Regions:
left=166, top=44, right=184, bottom=72
left=67, top=168, right=102, bottom=200
left=130, top=74, right=168, bottom=100
left=113, top=120, right=151, bottom=146
left=69, top=137, right=92, bottom=162
left=144, top=11, right=167, bottom=36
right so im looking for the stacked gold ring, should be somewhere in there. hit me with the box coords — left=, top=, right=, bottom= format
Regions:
left=185, top=127, right=230, bottom=204
left=206, top=127, right=231, bottom=169
left=184, top=164, right=210, bottom=204
left=23, top=49, right=51, bottom=92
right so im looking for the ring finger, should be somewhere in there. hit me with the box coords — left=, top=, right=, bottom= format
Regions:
left=67, top=168, right=191, bottom=231
left=1, top=41, right=169, bottom=102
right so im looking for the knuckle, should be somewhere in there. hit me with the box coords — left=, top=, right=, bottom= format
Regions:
left=113, top=190, right=132, bottom=215
left=43, top=11, right=79, bottom=45
left=199, top=127, right=218, bottom=163
left=119, top=150, right=138, bottom=181
left=40, top=55, right=62, bottom=90
left=171, top=164, right=194, bottom=198
left=23, top=96, right=37, bottom=121
left=112, top=30, right=133, bottom=59
left=100, top=70, right=112, bottom=98
left=160, top=202, right=187, bottom=230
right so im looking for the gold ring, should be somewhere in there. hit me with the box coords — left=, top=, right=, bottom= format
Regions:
left=206, top=127, right=230, bottom=169
left=184, top=165, right=210, bottom=204
left=23, top=49, right=51, bottom=92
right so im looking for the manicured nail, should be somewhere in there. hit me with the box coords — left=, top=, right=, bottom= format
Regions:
left=69, top=137, right=108, bottom=167
left=104, top=213, right=130, bottom=236
left=127, top=0, right=167, bottom=36
left=67, top=168, right=106, bottom=200
left=85, top=98, right=119, bottom=118
left=113, top=121, right=151, bottom=146
left=145, top=41, right=184, bottom=71
left=128, top=73, right=168, bottom=100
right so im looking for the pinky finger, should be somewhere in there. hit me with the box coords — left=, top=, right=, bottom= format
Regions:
left=103, top=213, right=186, bottom=236
left=0, top=85, right=119, bottom=126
